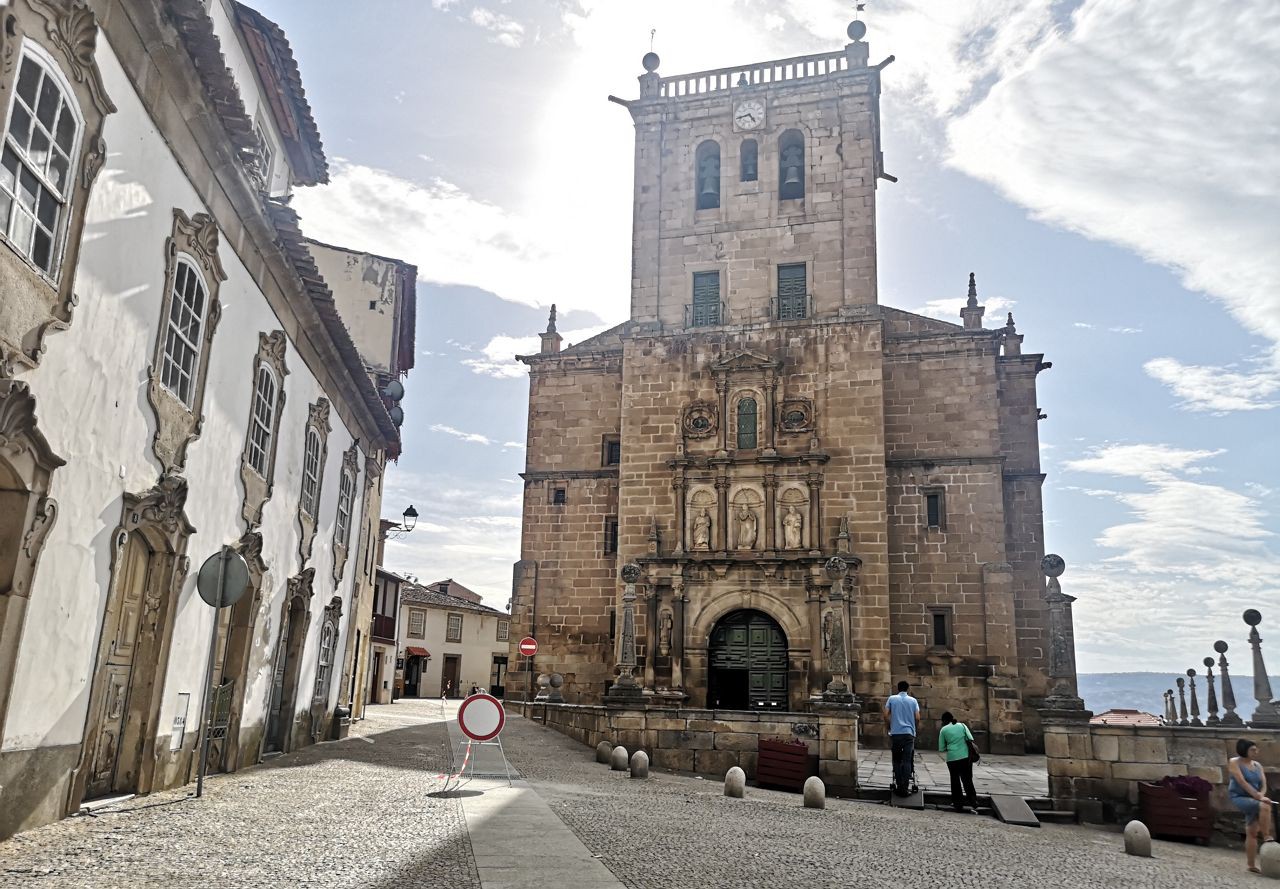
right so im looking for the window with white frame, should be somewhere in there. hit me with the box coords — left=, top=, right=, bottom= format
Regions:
left=313, top=621, right=335, bottom=701
left=300, top=428, right=322, bottom=516
left=246, top=365, right=276, bottom=476
left=0, top=49, right=81, bottom=277
left=252, top=118, right=274, bottom=191
left=446, top=613, right=463, bottom=643
left=159, top=258, right=209, bottom=408
left=335, top=467, right=355, bottom=545
left=408, top=609, right=425, bottom=638
left=497, top=620, right=509, bottom=642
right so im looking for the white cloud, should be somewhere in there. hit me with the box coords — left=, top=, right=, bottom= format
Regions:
left=461, top=325, right=610, bottom=379
left=1143, top=356, right=1280, bottom=413
left=1065, top=443, right=1278, bottom=671
left=910, top=295, right=1015, bottom=323
left=469, top=7, right=525, bottom=48
left=428, top=423, right=494, bottom=446
left=938, top=0, right=1280, bottom=411
left=1073, top=322, right=1094, bottom=329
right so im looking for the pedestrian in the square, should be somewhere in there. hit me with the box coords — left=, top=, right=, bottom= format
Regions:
left=883, top=680, right=920, bottom=796
left=938, top=711, right=979, bottom=813
left=1227, top=738, right=1273, bottom=873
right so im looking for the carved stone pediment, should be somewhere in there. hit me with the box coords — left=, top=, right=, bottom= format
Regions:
left=287, top=568, right=316, bottom=608
left=239, top=332, right=289, bottom=529
left=120, top=473, right=196, bottom=550
left=0, top=0, right=115, bottom=373
left=709, top=351, right=781, bottom=375
left=146, top=210, right=228, bottom=475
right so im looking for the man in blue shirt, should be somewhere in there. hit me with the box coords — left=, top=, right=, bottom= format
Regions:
left=883, top=681, right=920, bottom=796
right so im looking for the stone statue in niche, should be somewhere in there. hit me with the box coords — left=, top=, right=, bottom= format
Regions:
left=821, top=610, right=833, bottom=656
left=692, top=509, right=712, bottom=551
left=783, top=505, right=803, bottom=549
left=659, top=609, right=673, bottom=656
left=735, top=506, right=758, bottom=550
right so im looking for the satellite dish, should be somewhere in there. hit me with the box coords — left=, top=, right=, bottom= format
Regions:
left=381, top=379, right=405, bottom=402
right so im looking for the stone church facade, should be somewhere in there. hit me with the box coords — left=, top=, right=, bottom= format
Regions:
left=512, top=26, right=1074, bottom=753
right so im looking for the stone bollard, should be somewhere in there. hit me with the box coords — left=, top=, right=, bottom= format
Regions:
left=595, top=741, right=613, bottom=764
left=630, top=750, right=649, bottom=779
left=803, top=776, right=826, bottom=809
left=610, top=745, right=630, bottom=771
left=724, top=766, right=746, bottom=798
left=1261, top=841, right=1280, bottom=878
left=1122, top=820, right=1151, bottom=858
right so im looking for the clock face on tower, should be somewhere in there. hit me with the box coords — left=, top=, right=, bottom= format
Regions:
left=733, top=99, right=765, bottom=130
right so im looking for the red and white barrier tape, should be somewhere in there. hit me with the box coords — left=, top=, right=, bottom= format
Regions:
left=435, top=740, right=474, bottom=781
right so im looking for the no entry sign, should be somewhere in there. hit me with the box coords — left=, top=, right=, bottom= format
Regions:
left=457, top=692, right=506, bottom=741
left=518, top=636, right=538, bottom=657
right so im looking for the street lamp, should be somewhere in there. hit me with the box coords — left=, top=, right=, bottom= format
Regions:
left=386, top=504, right=418, bottom=540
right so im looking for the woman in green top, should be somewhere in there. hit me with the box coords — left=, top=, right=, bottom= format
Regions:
left=938, top=711, right=978, bottom=813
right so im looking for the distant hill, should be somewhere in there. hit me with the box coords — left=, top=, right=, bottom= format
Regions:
left=1078, top=672, right=1280, bottom=724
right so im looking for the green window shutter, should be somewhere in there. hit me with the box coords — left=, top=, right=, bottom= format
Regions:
left=778, top=263, right=807, bottom=320
left=692, top=271, right=720, bottom=326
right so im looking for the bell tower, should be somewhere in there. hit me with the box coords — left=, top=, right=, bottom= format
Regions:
left=619, top=22, right=892, bottom=330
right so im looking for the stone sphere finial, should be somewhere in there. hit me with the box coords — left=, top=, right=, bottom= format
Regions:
left=1214, top=639, right=1229, bottom=654
left=847, top=20, right=867, bottom=41
left=642, top=51, right=660, bottom=73
left=1244, top=608, right=1262, bottom=627
left=824, top=556, right=848, bottom=579
left=1204, top=656, right=1215, bottom=669
left=1040, top=554, right=1065, bottom=577
left=1186, top=668, right=1196, bottom=678
left=621, top=563, right=642, bottom=583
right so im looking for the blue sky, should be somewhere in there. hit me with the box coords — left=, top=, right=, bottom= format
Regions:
left=255, top=0, right=1279, bottom=675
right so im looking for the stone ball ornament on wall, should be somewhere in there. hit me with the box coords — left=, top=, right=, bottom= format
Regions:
left=824, top=556, right=848, bottom=579
left=1041, top=554, right=1066, bottom=577
left=621, top=563, right=643, bottom=584
left=1244, top=608, right=1262, bottom=627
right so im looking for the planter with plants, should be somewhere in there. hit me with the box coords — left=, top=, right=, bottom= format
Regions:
left=1138, top=775, right=1215, bottom=844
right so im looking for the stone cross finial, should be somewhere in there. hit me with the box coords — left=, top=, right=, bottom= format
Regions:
left=967, top=272, right=978, bottom=306
left=1176, top=676, right=1189, bottom=726
left=1186, top=668, right=1203, bottom=726
left=1216, top=640, right=1243, bottom=725
left=547, top=303, right=557, bottom=333
left=1203, top=656, right=1221, bottom=726
left=1245, top=609, right=1280, bottom=727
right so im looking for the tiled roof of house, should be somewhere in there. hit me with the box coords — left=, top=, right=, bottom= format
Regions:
left=400, top=585, right=508, bottom=617
left=1090, top=708, right=1163, bottom=726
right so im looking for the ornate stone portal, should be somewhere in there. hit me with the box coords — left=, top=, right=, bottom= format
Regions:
left=0, top=381, right=64, bottom=745
left=70, top=473, right=195, bottom=808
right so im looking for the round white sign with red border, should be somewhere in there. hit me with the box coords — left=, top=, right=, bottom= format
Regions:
left=518, top=636, right=538, bottom=657
left=457, top=692, right=506, bottom=741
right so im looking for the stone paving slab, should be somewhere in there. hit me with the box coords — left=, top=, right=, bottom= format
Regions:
left=858, top=746, right=1049, bottom=797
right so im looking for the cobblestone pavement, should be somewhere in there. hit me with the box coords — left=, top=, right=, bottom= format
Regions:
left=858, top=746, right=1049, bottom=797
left=0, top=702, right=478, bottom=888
left=0, top=699, right=1266, bottom=889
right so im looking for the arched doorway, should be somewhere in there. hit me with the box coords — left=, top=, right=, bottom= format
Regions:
left=708, top=609, right=788, bottom=710
left=264, top=569, right=314, bottom=754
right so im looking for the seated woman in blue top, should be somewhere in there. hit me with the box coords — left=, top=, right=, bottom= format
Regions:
left=1227, top=738, right=1273, bottom=874
left=937, top=711, right=978, bottom=813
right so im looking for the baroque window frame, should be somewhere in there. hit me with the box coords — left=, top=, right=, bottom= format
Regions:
left=296, top=396, right=330, bottom=565
left=146, top=209, right=226, bottom=475
left=331, top=443, right=358, bottom=585
left=239, top=331, right=289, bottom=529
left=0, top=380, right=64, bottom=748
left=0, top=0, right=115, bottom=375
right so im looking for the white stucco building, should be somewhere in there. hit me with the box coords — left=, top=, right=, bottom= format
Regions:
left=396, top=580, right=511, bottom=700
left=0, top=0, right=413, bottom=837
